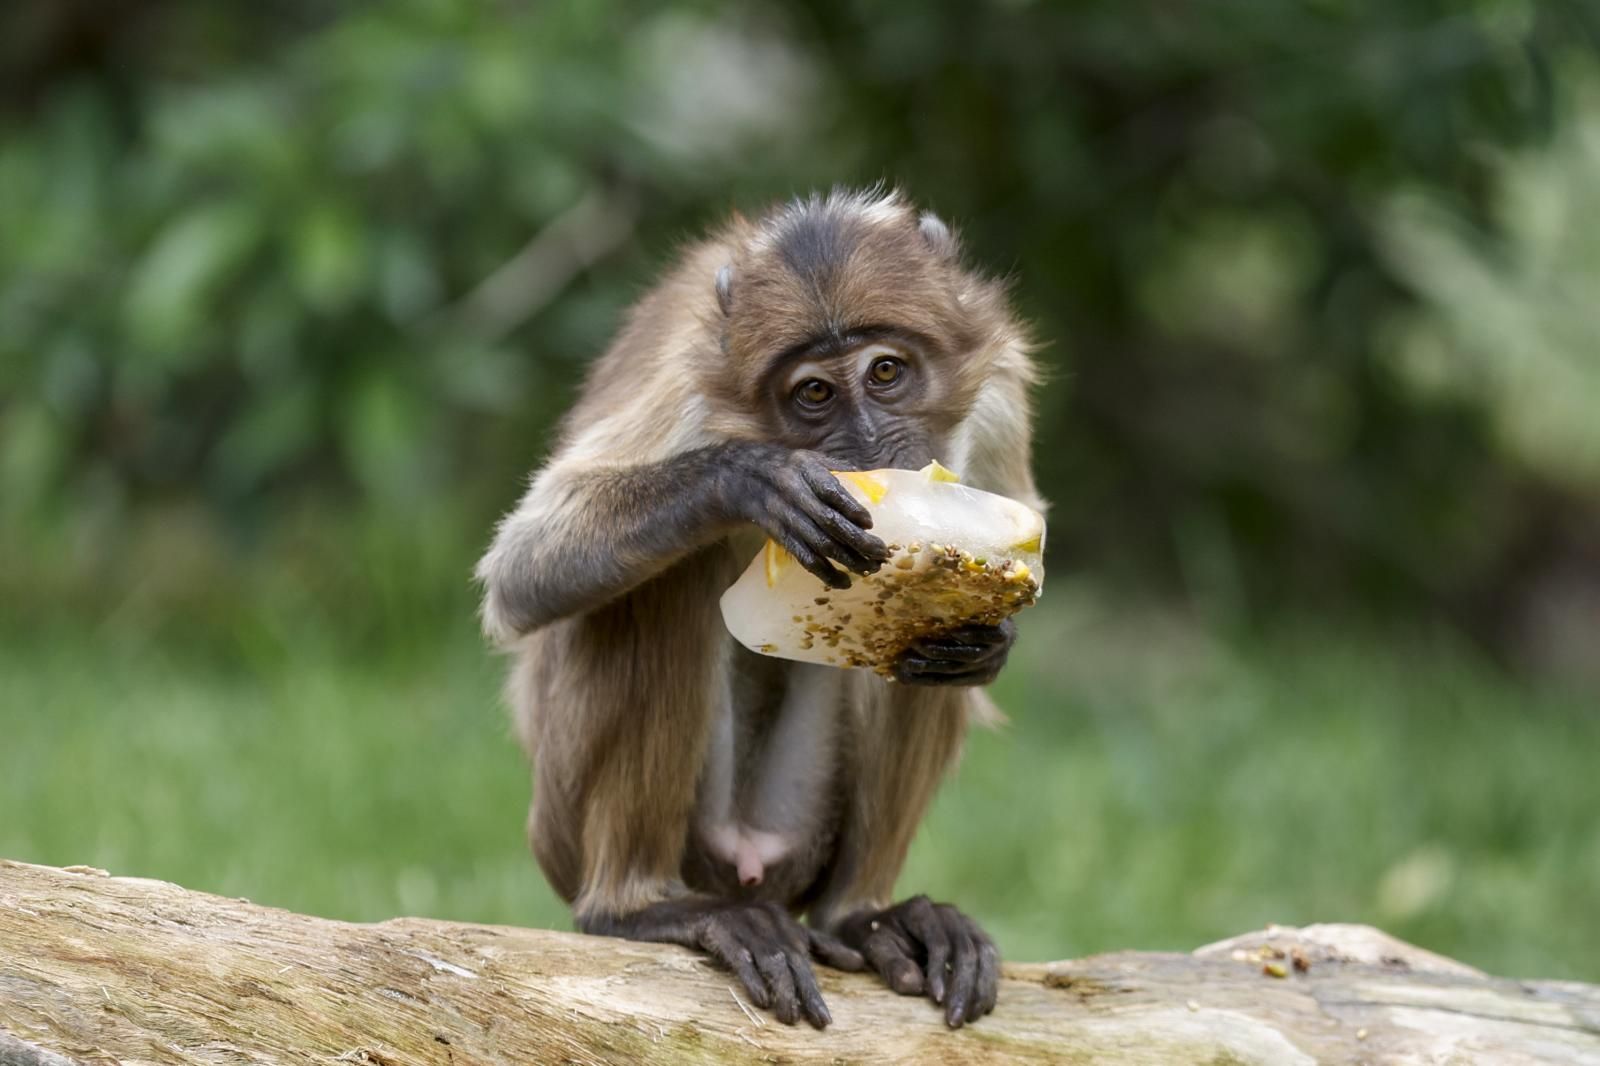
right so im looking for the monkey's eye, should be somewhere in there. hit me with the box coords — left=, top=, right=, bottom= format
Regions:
left=795, top=379, right=834, bottom=408
left=868, top=357, right=904, bottom=385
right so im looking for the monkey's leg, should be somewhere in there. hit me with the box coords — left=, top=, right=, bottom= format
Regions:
left=524, top=555, right=860, bottom=1028
left=810, top=682, right=1000, bottom=1027
left=586, top=898, right=863, bottom=1028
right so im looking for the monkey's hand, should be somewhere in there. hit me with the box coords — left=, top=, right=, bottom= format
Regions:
left=716, top=444, right=889, bottom=590
left=892, top=618, right=1015, bottom=686
left=835, top=895, right=999, bottom=1028
left=595, top=898, right=865, bottom=1028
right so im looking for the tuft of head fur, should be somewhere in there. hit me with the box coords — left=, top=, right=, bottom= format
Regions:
left=705, top=187, right=1024, bottom=424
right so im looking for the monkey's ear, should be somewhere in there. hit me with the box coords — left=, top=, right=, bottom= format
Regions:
left=715, top=264, right=735, bottom=316
left=918, top=212, right=958, bottom=258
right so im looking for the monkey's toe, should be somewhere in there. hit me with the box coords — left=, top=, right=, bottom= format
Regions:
left=837, top=897, right=1001, bottom=1025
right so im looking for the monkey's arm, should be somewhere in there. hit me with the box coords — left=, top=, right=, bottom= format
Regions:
left=807, top=681, right=999, bottom=1027
left=477, top=442, right=888, bottom=642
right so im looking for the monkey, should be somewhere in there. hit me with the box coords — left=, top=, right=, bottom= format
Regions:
left=475, top=187, right=1042, bottom=1030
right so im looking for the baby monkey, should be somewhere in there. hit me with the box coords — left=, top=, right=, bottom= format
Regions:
left=477, top=187, right=1041, bottom=1028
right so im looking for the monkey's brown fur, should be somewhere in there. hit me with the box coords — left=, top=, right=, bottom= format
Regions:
left=478, top=188, right=1041, bottom=1026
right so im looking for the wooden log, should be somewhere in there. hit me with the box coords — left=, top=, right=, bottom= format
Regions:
left=1, top=860, right=1596, bottom=1064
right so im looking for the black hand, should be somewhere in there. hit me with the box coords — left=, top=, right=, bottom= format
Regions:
left=590, top=899, right=864, bottom=1028
left=893, top=618, right=1016, bottom=686
left=836, top=896, right=1000, bottom=1027
left=716, top=444, right=889, bottom=590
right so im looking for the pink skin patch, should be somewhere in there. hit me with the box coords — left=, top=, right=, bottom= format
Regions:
left=704, top=824, right=792, bottom=888
left=737, top=846, right=764, bottom=887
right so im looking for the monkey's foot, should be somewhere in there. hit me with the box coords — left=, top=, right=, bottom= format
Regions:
left=592, top=899, right=864, bottom=1028
left=836, top=895, right=999, bottom=1028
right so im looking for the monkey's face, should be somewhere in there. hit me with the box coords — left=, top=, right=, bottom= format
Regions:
left=718, top=192, right=998, bottom=471
left=759, top=335, right=947, bottom=470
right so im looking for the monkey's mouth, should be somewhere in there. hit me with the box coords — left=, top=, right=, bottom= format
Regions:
left=839, top=443, right=936, bottom=473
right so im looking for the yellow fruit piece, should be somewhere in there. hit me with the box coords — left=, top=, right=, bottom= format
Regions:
left=1012, top=534, right=1042, bottom=553
left=1005, top=562, right=1032, bottom=583
left=921, top=460, right=962, bottom=483
left=834, top=471, right=888, bottom=504
left=764, top=540, right=789, bottom=587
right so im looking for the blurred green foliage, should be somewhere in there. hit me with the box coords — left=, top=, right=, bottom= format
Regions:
left=1383, top=78, right=1600, bottom=491
left=4, top=593, right=1597, bottom=979
left=3, top=0, right=1600, bottom=637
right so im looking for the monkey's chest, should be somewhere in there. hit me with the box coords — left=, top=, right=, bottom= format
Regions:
left=686, top=658, right=846, bottom=903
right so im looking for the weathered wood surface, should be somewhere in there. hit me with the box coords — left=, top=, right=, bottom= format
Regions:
left=1, top=860, right=1597, bottom=1064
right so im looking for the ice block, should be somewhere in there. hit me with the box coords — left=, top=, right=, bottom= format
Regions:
left=719, top=462, right=1045, bottom=675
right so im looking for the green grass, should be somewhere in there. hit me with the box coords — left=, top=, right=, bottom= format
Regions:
left=2, top=588, right=1596, bottom=982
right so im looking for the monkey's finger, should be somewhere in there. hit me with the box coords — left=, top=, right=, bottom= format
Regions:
left=803, top=496, right=889, bottom=567
left=746, top=906, right=815, bottom=1027
left=814, top=530, right=884, bottom=575
left=942, top=909, right=980, bottom=1028
left=897, top=653, right=1004, bottom=686
left=908, top=638, right=995, bottom=663
left=894, top=655, right=982, bottom=678
left=807, top=927, right=866, bottom=972
left=765, top=917, right=836, bottom=1027
left=775, top=501, right=881, bottom=577
left=925, top=623, right=1009, bottom=644
left=754, top=948, right=801, bottom=1025
left=906, top=660, right=1004, bottom=688
left=913, top=624, right=1010, bottom=659
left=863, top=926, right=924, bottom=996
left=785, top=949, right=833, bottom=1029
left=793, top=463, right=885, bottom=557
left=799, top=463, right=874, bottom=529
left=891, top=661, right=966, bottom=686
left=901, top=896, right=950, bottom=1005
left=779, top=494, right=883, bottom=572
left=974, top=935, right=1001, bottom=1020
left=699, top=919, right=769, bottom=1009
left=770, top=518, right=852, bottom=590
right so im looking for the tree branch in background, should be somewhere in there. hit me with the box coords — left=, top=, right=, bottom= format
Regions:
left=431, top=186, right=640, bottom=346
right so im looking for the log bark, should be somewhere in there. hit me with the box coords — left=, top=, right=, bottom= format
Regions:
left=1, top=860, right=1596, bottom=1064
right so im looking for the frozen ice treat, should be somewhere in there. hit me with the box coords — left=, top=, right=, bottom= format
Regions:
left=720, top=462, right=1045, bottom=675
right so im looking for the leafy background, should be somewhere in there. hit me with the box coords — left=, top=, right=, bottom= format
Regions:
left=3, top=0, right=1598, bottom=980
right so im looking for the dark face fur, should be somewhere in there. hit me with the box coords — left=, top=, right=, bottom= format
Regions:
left=716, top=191, right=997, bottom=471
left=758, top=330, right=939, bottom=469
